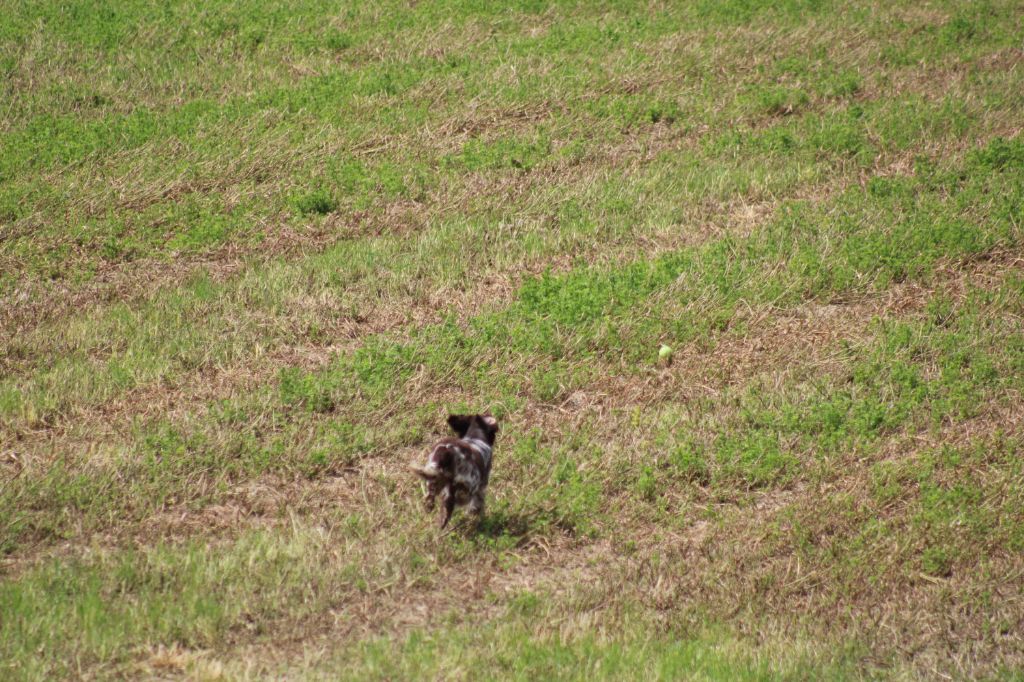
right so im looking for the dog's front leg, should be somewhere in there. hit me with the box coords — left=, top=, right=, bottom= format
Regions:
left=439, top=487, right=456, bottom=529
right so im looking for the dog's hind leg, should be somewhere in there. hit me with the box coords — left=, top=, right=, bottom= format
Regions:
left=439, top=487, right=456, bottom=529
left=422, top=475, right=446, bottom=512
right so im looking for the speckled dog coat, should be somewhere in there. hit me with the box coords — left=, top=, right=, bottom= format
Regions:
left=411, top=414, right=499, bottom=528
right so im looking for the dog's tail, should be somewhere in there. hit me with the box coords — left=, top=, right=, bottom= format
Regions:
left=408, top=462, right=442, bottom=479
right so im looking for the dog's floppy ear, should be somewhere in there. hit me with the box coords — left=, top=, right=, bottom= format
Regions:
left=447, top=414, right=472, bottom=437
left=479, top=414, right=499, bottom=432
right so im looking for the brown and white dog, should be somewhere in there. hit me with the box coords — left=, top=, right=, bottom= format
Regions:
left=410, top=414, right=498, bottom=528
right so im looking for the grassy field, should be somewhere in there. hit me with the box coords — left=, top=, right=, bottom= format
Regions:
left=2, top=0, right=1023, bottom=678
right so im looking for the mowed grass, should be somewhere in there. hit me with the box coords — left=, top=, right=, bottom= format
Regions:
left=2, top=0, right=1024, bottom=679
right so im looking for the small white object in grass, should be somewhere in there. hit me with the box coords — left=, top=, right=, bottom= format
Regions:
left=658, top=344, right=673, bottom=360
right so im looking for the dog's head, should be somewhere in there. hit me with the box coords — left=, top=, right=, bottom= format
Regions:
left=447, top=413, right=499, bottom=446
